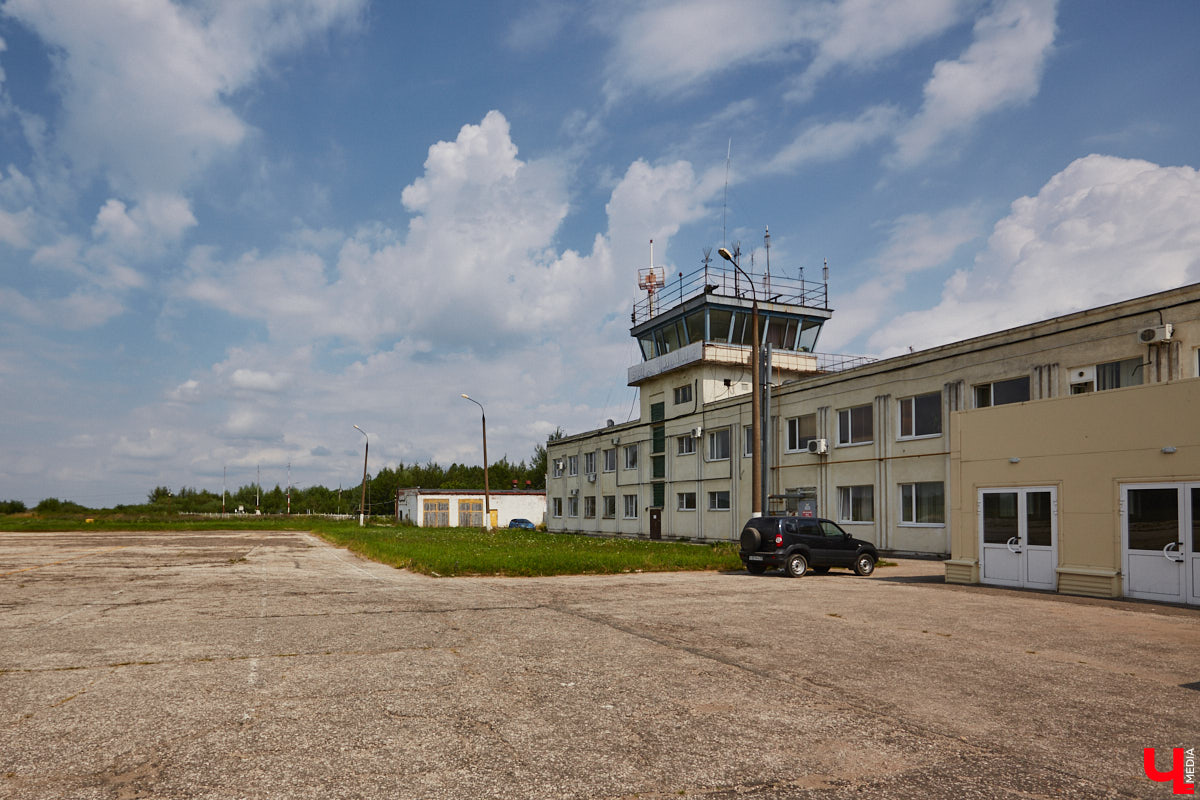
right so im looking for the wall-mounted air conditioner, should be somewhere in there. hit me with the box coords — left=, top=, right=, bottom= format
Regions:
left=1138, top=324, right=1173, bottom=343
left=587, top=474, right=596, bottom=483
left=807, top=438, right=828, bottom=455
left=569, top=488, right=579, bottom=496
left=611, top=437, right=620, bottom=445
left=1068, top=365, right=1096, bottom=385
left=692, top=426, right=703, bottom=438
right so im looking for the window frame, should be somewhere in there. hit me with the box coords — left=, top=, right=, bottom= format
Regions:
left=974, top=376, right=1031, bottom=408
left=677, top=435, right=696, bottom=456
left=583, top=495, right=596, bottom=519
left=708, top=428, right=730, bottom=461
left=898, top=392, right=942, bottom=440
left=899, top=481, right=945, bottom=526
left=786, top=413, right=817, bottom=452
left=551, top=497, right=563, bottom=518
left=707, top=490, right=731, bottom=511
left=837, top=404, right=874, bottom=447
left=837, top=485, right=875, bottom=523
left=677, top=492, right=697, bottom=511
left=623, top=444, right=638, bottom=470
left=622, top=494, right=639, bottom=519
left=567, top=496, right=579, bottom=517
left=567, top=454, right=579, bottom=477
left=602, top=495, right=616, bottom=519
left=743, top=425, right=753, bottom=458
left=673, top=384, right=693, bottom=405
left=603, top=448, right=616, bottom=472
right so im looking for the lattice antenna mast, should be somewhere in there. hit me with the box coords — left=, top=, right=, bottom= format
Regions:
left=764, top=226, right=771, bottom=296
left=722, top=139, right=731, bottom=246
left=637, top=239, right=665, bottom=319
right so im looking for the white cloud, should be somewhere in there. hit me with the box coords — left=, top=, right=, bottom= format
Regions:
left=891, top=0, right=1057, bottom=168
left=867, top=155, right=1200, bottom=354
left=92, top=193, right=197, bottom=254
left=3, top=0, right=363, bottom=194
left=766, top=105, right=901, bottom=173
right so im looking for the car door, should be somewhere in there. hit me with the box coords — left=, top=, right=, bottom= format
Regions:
left=819, top=519, right=858, bottom=567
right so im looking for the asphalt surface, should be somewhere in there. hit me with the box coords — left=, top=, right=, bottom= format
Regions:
left=1, top=529, right=1197, bottom=800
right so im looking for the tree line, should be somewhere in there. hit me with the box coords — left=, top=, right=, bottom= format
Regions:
left=5, top=431, right=564, bottom=515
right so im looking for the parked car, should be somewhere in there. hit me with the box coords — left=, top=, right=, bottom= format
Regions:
left=739, top=516, right=878, bottom=577
left=507, top=518, right=536, bottom=529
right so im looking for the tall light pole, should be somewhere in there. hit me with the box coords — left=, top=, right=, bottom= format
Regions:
left=718, top=246, right=763, bottom=517
left=354, top=425, right=368, bottom=527
left=460, top=394, right=491, bottom=530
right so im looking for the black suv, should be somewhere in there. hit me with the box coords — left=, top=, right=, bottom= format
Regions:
left=739, top=516, right=878, bottom=578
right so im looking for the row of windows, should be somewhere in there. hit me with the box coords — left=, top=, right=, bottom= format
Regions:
left=550, top=483, right=942, bottom=523
left=555, top=357, right=1145, bottom=476
left=552, top=494, right=640, bottom=519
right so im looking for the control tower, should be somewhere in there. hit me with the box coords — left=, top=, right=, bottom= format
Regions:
left=628, top=239, right=833, bottom=418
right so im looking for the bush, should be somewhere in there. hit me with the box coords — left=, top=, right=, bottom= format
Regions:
left=0, top=499, right=27, bottom=514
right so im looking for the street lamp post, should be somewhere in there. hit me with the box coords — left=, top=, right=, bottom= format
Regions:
left=718, top=246, right=763, bottom=517
left=460, top=394, right=491, bottom=530
left=354, top=425, right=368, bottom=527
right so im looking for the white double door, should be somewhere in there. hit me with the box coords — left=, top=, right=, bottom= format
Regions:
left=979, top=487, right=1057, bottom=590
left=1122, top=483, right=1199, bottom=605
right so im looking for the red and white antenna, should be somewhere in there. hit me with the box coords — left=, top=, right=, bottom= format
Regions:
left=637, top=239, right=665, bottom=318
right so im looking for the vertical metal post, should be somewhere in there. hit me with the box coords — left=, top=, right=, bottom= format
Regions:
left=354, top=426, right=368, bottom=526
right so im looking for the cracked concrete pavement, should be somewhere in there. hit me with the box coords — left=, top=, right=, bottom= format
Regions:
left=1, top=529, right=1197, bottom=799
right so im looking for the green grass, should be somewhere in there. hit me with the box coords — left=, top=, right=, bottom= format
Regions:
left=313, top=525, right=742, bottom=577
left=0, top=513, right=742, bottom=577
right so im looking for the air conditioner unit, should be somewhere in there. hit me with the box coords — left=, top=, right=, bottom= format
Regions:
left=1138, top=324, right=1173, bottom=344
left=586, top=474, right=596, bottom=483
left=1068, top=365, right=1096, bottom=385
left=807, top=438, right=828, bottom=455
left=611, top=437, right=620, bottom=445
left=692, top=426, right=703, bottom=438
left=569, top=488, right=579, bottom=496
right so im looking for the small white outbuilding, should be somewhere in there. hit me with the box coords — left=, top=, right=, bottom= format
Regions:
left=395, top=489, right=546, bottom=528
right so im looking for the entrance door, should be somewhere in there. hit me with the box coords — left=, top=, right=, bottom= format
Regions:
left=979, top=487, right=1057, bottom=590
left=1122, top=484, right=1199, bottom=605
left=649, top=508, right=662, bottom=540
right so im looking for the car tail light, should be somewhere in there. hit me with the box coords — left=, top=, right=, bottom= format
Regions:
left=775, top=534, right=783, bottom=546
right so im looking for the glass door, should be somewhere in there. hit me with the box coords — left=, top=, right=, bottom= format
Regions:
left=979, top=487, right=1058, bottom=590
left=1122, top=484, right=1197, bottom=605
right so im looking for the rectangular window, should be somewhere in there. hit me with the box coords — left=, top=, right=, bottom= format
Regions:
left=786, top=414, right=817, bottom=452
left=584, top=496, right=596, bottom=518
left=458, top=499, right=483, bottom=527
left=623, top=494, right=638, bottom=519
left=624, top=444, right=638, bottom=469
left=567, top=454, right=579, bottom=476
left=552, top=459, right=563, bottom=478
left=603, top=448, right=616, bottom=472
left=567, top=496, right=579, bottom=517
left=551, top=497, right=562, bottom=518
left=743, top=425, right=753, bottom=457
left=673, top=384, right=693, bottom=405
left=708, top=491, right=731, bottom=511
left=677, top=492, right=696, bottom=511
left=423, top=499, right=449, bottom=527
left=900, top=482, right=944, bottom=524
left=838, top=485, right=874, bottom=522
left=974, top=376, right=1030, bottom=408
left=602, top=495, right=616, bottom=519
left=652, top=482, right=665, bottom=508
left=899, top=392, right=942, bottom=439
left=583, top=451, right=596, bottom=475
left=708, top=428, right=730, bottom=460
left=837, top=404, right=873, bottom=446
left=677, top=435, right=696, bottom=455
left=1096, top=357, right=1143, bottom=390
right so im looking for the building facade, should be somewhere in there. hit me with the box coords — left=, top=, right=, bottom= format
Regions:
left=396, top=489, right=546, bottom=528
left=547, top=270, right=1200, bottom=604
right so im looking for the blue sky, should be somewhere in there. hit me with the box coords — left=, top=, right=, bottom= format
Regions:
left=1, top=0, right=1198, bottom=507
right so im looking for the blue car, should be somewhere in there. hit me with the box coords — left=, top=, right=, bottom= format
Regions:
left=507, top=518, right=536, bottom=529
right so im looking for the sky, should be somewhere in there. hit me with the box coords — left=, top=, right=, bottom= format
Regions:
left=1, top=0, right=1198, bottom=507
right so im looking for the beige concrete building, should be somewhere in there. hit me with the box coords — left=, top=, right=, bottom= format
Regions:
left=547, top=265, right=1200, bottom=604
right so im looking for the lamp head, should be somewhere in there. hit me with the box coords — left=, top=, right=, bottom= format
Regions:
left=460, top=394, right=470, bottom=400
left=717, top=247, right=734, bottom=263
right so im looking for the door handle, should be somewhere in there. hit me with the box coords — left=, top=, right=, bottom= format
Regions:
left=1163, top=542, right=1184, bottom=563
left=1006, top=536, right=1022, bottom=554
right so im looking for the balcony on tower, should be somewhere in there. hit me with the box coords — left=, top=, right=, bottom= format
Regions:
left=628, top=256, right=834, bottom=390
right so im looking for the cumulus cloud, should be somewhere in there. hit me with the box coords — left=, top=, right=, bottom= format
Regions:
left=891, top=0, right=1057, bottom=168
left=867, top=155, right=1200, bottom=354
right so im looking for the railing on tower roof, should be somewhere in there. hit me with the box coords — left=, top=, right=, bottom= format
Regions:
left=632, top=262, right=828, bottom=327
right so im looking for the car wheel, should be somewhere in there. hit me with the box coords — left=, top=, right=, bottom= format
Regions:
left=746, top=562, right=767, bottom=575
left=811, top=565, right=830, bottom=574
left=784, top=553, right=808, bottom=578
left=853, top=553, right=876, bottom=577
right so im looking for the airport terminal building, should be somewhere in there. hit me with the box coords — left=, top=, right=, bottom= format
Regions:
left=546, top=258, right=1200, bottom=605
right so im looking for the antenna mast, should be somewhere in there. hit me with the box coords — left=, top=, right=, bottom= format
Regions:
left=722, top=139, right=731, bottom=245
left=637, top=239, right=665, bottom=319
left=763, top=226, right=771, bottom=296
